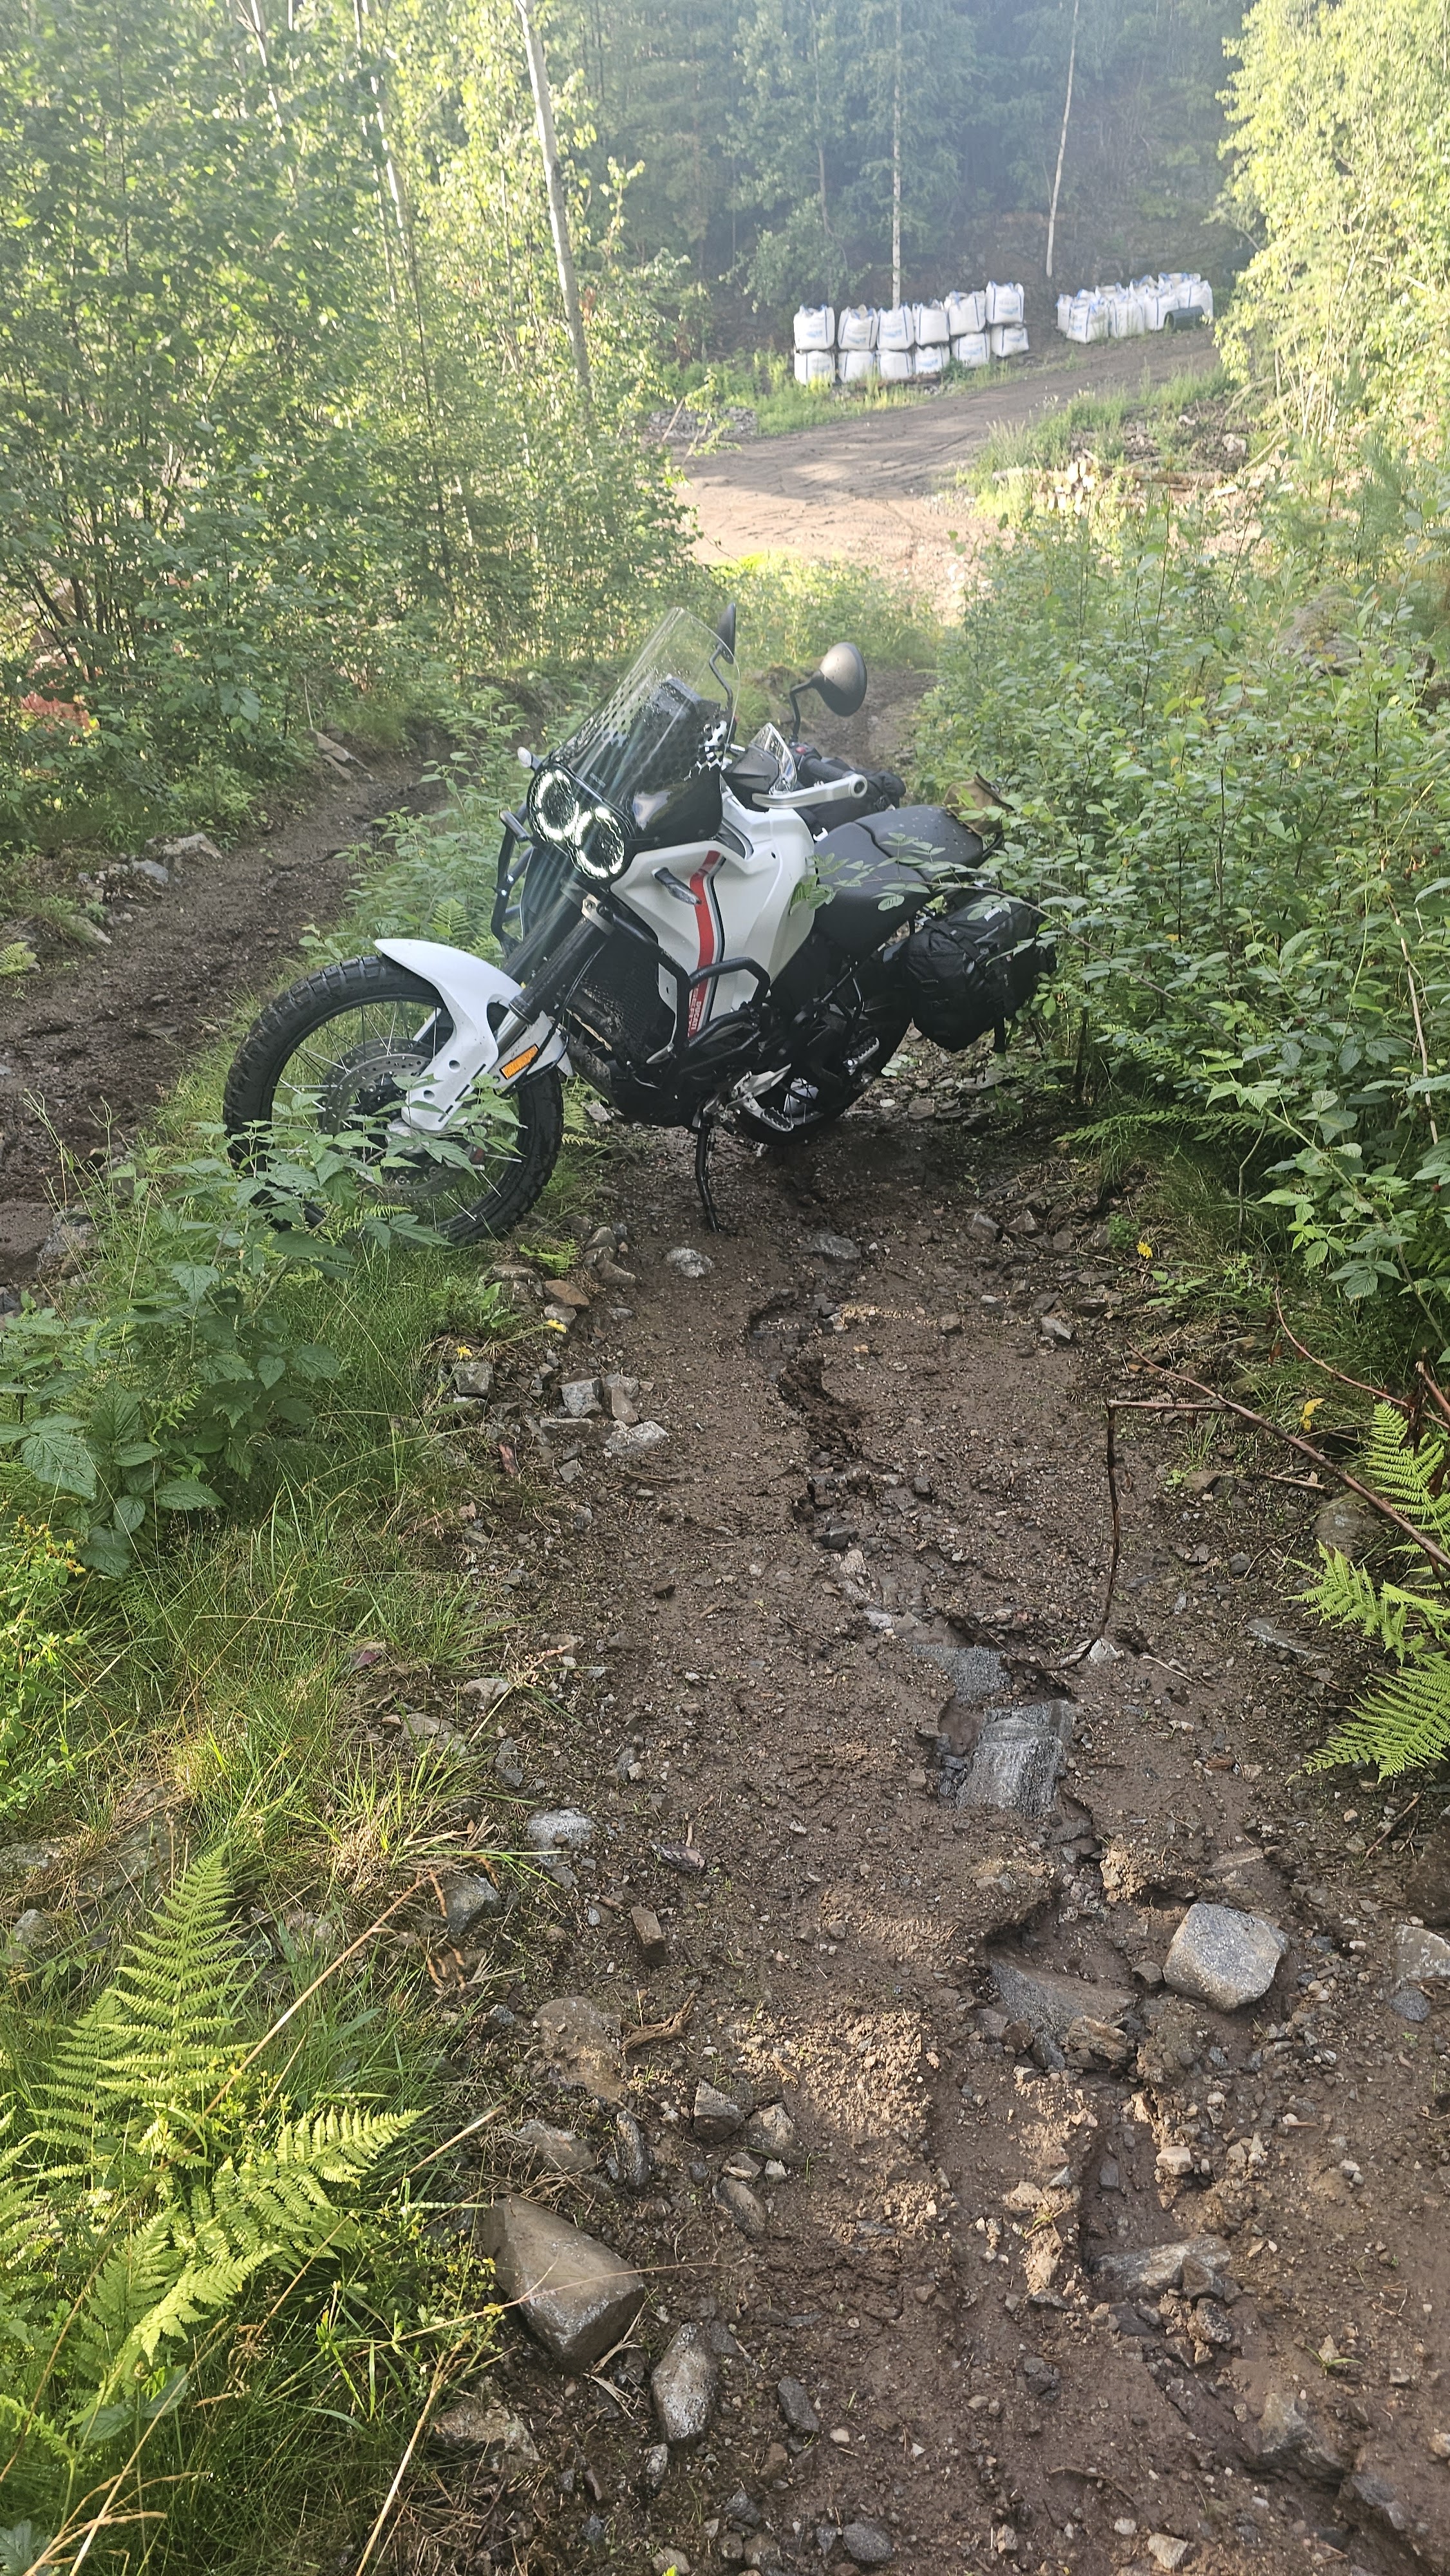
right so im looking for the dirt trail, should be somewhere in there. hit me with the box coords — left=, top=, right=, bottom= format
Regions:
left=429, top=1089, right=1450, bottom=2576
left=0, top=749, right=436, bottom=1284
left=683, top=336, right=1220, bottom=612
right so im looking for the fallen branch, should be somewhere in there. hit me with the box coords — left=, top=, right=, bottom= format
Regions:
left=622, top=1994, right=695, bottom=2055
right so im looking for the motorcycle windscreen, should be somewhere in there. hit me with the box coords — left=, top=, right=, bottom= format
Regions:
left=559, top=607, right=734, bottom=851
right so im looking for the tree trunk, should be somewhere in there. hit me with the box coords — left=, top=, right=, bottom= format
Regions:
left=891, top=0, right=902, bottom=308
left=514, top=0, right=592, bottom=408
left=1045, top=0, right=1078, bottom=283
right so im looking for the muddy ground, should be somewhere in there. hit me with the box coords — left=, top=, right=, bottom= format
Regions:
left=683, top=334, right=1221, bottom=610
left=0, top=746, right=435, bottom=1281
left=392, top=1072, right=1450, bottom=2576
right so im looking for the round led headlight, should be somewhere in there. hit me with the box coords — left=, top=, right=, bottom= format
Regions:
left=574, top=804, right=628, bottom=882
left=531, top=764, right=585, bottom=847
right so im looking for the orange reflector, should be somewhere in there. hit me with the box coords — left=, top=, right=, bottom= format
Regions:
left=500, top=1045, right=540, bottom=1080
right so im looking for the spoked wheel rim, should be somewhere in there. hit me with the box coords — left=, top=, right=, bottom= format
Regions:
left=263, top=996, right=527, bottom=1233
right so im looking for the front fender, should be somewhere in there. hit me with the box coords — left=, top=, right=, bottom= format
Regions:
left=374, top=937, right=569, bottom=1130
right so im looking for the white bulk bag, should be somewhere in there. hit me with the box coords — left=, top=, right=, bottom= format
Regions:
left=793, top=348, right=836, bottom=385
left=1063, top=293, right=1097, bottom=344
left=984, top=281, right=1025, bottom=326
left=1106, top=290, right=1135, bottom=337
left=793, top=305, right=835, bottom=352
left=988, top=321, right=1030, bottom=358
left=1188, top=276, right=1214, bottom=319
left=916, top=300, right=950, bottom=347
left=878, top=303, right=916, bottom=352
left=840, top=347, right=880, bottom=384
left=1055, top=294, right=1073, bottom=334
left=946, top=289, right=986, bottom=337
left=916, top=342, right=946, bottom=378
left=952, top=330, right=990, bottom=367
left=878, top=346, right=916, bottom=382
left=837, top=305, right=878, bottom=351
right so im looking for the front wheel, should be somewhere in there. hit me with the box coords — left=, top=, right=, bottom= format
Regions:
left=223, top=954, right=563, bottom=1241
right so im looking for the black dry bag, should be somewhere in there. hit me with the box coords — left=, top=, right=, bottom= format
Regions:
left=899, top=890, right=1050, bottom=1052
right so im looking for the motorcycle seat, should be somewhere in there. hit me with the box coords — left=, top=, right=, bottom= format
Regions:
left=811, top=806, right=987, bottom=955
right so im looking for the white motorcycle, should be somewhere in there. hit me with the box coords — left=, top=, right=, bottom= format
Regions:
left=224, top=605, right=1048, bottom=1231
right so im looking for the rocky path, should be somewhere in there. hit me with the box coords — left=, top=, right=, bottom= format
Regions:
left=408, top=1074, right=1450, bottom=2576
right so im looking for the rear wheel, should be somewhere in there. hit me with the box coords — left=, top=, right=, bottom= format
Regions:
left=223, top=954, right=563, bottom=1241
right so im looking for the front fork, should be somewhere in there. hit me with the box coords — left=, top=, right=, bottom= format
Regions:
left=376, top=898, right=610, bottom=1137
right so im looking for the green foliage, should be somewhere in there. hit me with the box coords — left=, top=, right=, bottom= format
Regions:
left=0, top=1852, right=452, bottom=2567
left=1304, top=1404, right=1450, bottom=1774
left=1223, top=0, right=1450, bottom=441
left=914, top=469, right=1450, bottom=1333
left=0, top=1518, right=84, bottom=1830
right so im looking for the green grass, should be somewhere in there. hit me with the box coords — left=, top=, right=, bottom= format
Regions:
left=658, top=346, right=1042, bottom=442
left=959, top=361, right=1238, bottom=489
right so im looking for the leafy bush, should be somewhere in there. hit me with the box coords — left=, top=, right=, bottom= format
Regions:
left=0, top=1519, right=84, bottom=1826
left=914, top=480, right=1450, bottom=1336
left=0, top=1137, right=434, bottom=1578
left=0, top=1850, right=483, bottom=2571
left=1304, top=1404, right=1450, bottom=1775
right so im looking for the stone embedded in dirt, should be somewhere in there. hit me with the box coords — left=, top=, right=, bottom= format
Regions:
left=715, top=2174, right=766, bottom=2238
left=451, top=1358, right=494, bottom=1399
left=493, top=1738, right=525, bottom=1790
left=478, top=2197, right=645, bottom=2369
left=502, top=2117, right=598, bottom=2179
left=1039, top=1313, right=1075, bottom=1347
left=841, top=2519, right=895, bottom=2566
left=463, top=1673, right=510, bottom=1710
left=1019, top=2354, right=1060, bottom=2401
left=1345, top=2467, right=1411, bottom=2536
left=1404, top=1819, right=1450, bottom=1926
left=1064, top=2013, right=1133, bottom=2073
left=445, top=1873, right=504, bottom=1938
left=1156, top=2142, right=1194, bottom=2178
left=665, top=1245, right=713, bottom=1278
left=806, top=1231, right=860, bottom=1262
left=722, top=2488, right=762, bottom=2530
left=429, top=2398, right=538, bottom=2470
left=1246, top=1617, right=1317, bottom=1661
left=693, top=2078, right=745, bottom=2142
left=605, top=1419, right=670, bottom=1459
left=945, top=1700, right=1074, bottom=1819
left=560, top=1376, right=602, bottom=1417
left=630, top=1904, right=668, bottom=1965
left=610, top=2111, right=652, bottom=2192
left=1313, top=1492, right=1381, bottom=1559
left=966, top=1208, right=1000, bottom=1244
left=744, top=2101, right=798, bottom=2162
left=656, top=1841, right=706, bottom=1875
left=535, top=1995, right=626, bottom=2103
left=1146, top=2537, right=1191, bottom=2571
left=1389, top=1983, right=1430, bottom=2022
left=777, top=2376, right=820, bottom=2436
left=641, top=2441, right=670, bottom=2494
left=1254, top=2382, right=1347, bottom=2482
left=651, top=2324, right=720, bottom=2445
left=602, top=1371, right=641, bottom=1423
left=1393, top=1922, right=1450, bottom=1984
left=594, top=1256, right=638, bottom=1289
left=1180, top=2246, right=1237, bottom=2300
left=1092, top=2235, right=1233, bottom=2300
left=526, top=1806, right=595, bottom=1852
left=1136, top=1993, right=1205, bottom=2090
left=1163, top=1901, right=1288, bottom=2010
left=153, top=830, right=223, bottom=862
left=988, top=1955, right=1133, bottom=2048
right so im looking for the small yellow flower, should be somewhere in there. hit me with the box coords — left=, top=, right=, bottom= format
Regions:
left=1300, top=1397, right=1324, bottom=1431
left=1136, top=1236, right=1154, bottom=1260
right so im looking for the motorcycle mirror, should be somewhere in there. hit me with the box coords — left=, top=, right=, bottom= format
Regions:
left=813, top=639, right=867, bottom=717
left=715, top=601, right=737, bottom=658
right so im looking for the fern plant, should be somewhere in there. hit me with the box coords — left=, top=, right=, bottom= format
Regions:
left=0, top=1852, right=419, bottom=2559
left=1304, top=1401, right=1450, bottom=1776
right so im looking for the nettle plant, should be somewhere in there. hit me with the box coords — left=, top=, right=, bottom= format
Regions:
left=0, top=1136, right=433, bottom=1576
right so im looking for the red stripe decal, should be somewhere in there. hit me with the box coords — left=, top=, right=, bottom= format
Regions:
left=686, top=857, right=722, bottom=1036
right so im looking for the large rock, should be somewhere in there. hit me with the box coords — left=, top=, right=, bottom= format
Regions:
left=480, top=2198, right=644, bottom=2369
left=945, top=1701, right=1073, bottom=1821
left=1163, top=1902, right=1286, bottom=2010
left=1393, top=1923, right=1450, bottom=1985
left=446, top=1873, right=504, bottom=1938
left=744, top=2101, right=800, bottom=2163
left=777, top=2376, right=820, bottom=2436
left=1092, top=2235, right=1233, bottom=2300
left=842, top=2521, right=895, bottom=2567
left=988, top=1955, right=1133, bottom=2047
left=716, top=2175, right=766, bottom=2238
left=651, top=2325, right=720, bottom=2445
left=535, top=1995, right=625, bottom=2103
left=692, top=2078, right=744, bottom=2142
left=1254, top=2383, right=1346, bottom=2483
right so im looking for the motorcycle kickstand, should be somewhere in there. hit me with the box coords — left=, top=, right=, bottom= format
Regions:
left=693, top=1108, right=725, bottom=1234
